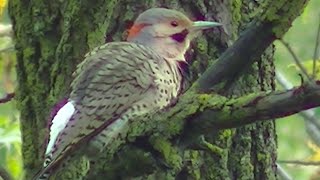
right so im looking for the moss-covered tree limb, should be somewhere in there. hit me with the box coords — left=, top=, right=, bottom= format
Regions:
left=75, top=73, right=319, bottom=177
left=191, top=81, right=320, bottom=130
left=197, top=0, right=308, bottom=92
left=92, top=81, right=320, bottom=161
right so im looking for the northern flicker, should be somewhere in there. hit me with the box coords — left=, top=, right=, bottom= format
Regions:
left=34, top=8, right=221, bottom=179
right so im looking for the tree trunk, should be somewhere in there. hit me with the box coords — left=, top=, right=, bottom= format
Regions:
left=9, top=0, right=283, bottom=179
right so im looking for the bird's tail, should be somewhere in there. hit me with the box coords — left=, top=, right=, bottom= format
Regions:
left=37, top=173, right=50, bottom=180
left=32, top=169, right=51, bottom=180
left=31, top=153, right=55, bottom=180
left=32, top=152, right=89, bottom=180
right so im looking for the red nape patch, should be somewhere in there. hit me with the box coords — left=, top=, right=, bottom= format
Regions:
left=127, top=23, right=149, bottom=40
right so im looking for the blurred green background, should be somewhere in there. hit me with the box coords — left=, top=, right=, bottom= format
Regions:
left=275, top=0, right=320, bottom=179
left=0, top=0, right=319, bottom=179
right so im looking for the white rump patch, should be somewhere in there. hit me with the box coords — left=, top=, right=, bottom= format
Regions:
left=45, top=101, right=75, bottom=155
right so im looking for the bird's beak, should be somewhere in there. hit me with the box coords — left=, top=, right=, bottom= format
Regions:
left=188, top=21, right=222, bottom=39
left=190, top=21, right=222, bottom=31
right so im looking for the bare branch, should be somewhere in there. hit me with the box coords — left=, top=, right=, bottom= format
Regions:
left=279, top=39, right=312, bottom=81
left=278, top=160, right=320, bottom=166
left=0, top=93, right=15, bottom=104
left=276, top=71, right=320, bottom=145
left=313, top=14, right=320, bottom=78
left=276, top=163, right=293, bottom=180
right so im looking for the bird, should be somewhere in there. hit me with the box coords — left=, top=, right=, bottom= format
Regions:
left=34, top=7, right=221, bottom=179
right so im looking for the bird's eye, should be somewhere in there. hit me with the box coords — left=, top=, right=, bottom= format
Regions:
left=170, top=21, right=179, bottom=27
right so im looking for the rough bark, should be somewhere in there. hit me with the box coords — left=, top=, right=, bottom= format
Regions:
left=8, top=0, right=309, bottom=179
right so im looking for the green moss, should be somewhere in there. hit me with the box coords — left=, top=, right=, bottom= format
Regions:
left=150, top=136, right=182, bottom=171
left=99, top=146, right=157, bottom=179
left=87, top=0, right=119, bottom=49
left=200, top=137, right=224, bottom=156
left=158, top=92, right=202, bottom=137
left=257, top=152, right=271, bottom=163
left=231, top=0, right=242, bottom=39
left=259, top=0, right=310, bottom=38
left=185, top=150, right=202, bottom=180
left=196, top=37, right=208, bottom=54
left=87, top=25, right=107, bottom=48
left=123, top=7, right=135, bottom=22
left=220, top=129, right=232, bottom=138
left=23, top=47, right=35, bottom=59
left=197, top=93, right=227, bottom=112
left=52, top=156, right=89, bottom=180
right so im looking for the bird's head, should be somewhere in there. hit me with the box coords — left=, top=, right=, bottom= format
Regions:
left=127, top=8, right=221, bottom=61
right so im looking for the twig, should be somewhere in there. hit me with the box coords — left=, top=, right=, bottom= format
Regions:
left=276, top=163, right=293, bottom=180
left=313, top=14, right=320, bottom=78
left=0, top=45, right=14, bottom=53
left=0, top=93, right=15, bottom=104
left=276, top=71, right=320, bottom=145
left=278, top=160, right=320, bottom=166
left=279, top=39, right=312, bottom=81
left=305, top=121, right=320, bottom=146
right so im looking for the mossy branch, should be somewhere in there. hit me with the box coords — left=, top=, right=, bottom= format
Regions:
left=196, top=0, right=309, bottom=92
left=91, top=80, right=320, bottom=174
left=137, top=80, right=320, bottom=143
left=189, top=81, right=320, bottom=131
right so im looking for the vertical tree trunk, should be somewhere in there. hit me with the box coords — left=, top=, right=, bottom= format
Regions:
left=9, top=0, right=277, bottom=179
